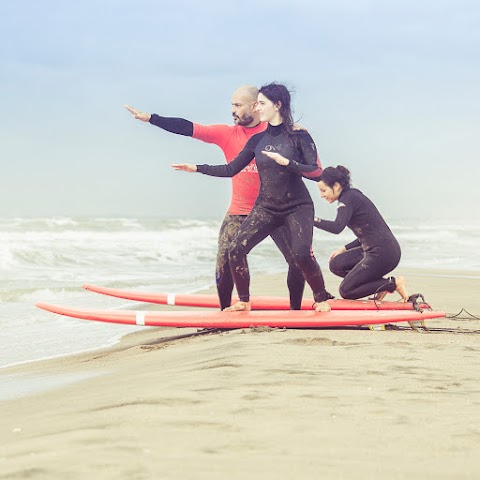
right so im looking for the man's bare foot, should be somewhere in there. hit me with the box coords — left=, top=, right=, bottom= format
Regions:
left=395, top=276, right=409, bottom=302
left=224, top=301, right=251, bottom=312
left=314, top=301, right=331, bottom=312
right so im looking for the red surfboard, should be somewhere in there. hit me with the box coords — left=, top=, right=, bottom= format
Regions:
left=82, top=283, right=428, bottom=311
left=36, top=302, right=445, bottom=329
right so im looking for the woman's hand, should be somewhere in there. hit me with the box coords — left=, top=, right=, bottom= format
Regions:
left=329, top=246, right=347, bottom=262
left=171, top=163, right=197, bottom=172
left=262, top=151, right=290, bottom=166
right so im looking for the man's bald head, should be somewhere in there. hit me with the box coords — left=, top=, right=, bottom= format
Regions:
left=233, top=85, right=259, bottom=103
left=231, top=85, right=261, bottom=127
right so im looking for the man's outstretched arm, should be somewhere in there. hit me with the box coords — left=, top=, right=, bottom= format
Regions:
left=124, top=105, right=193, bottom=136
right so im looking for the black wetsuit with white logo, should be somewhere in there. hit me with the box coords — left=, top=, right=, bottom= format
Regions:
left=197, top=123, right=330, bottom=304
left=314, top=187, right=401, bottom=299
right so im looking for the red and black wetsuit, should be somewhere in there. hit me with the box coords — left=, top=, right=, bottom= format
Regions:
left=314, top=187, right=401, bottom=299
left=149, top=114, right=308, bottom=309
left=196, top=123, right=330, bottom=304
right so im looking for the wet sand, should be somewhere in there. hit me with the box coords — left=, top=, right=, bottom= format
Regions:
left=1, top=268, right=480, bottom=480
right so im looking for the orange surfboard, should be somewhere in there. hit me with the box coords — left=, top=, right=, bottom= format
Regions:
left=82, top=283, right=428, bottom=311
left=37, top=302, right=445, bottom=329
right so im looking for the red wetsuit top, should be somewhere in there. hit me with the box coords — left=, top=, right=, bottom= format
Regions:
left=192, top=123, right=267, bottom=215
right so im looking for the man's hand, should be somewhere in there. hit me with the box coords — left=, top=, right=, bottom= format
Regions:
left=171, top=163, right=197, bottom=172
left=124, top=105, right=151, bottom=122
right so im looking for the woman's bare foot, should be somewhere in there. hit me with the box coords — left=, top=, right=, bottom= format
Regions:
left=395, top=276, right=409, bottom=302
left=224, top=301, right=251, bottom=312
left=315, top=301, right=331, bottom=312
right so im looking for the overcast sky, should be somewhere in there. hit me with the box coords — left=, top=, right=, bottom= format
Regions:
left=1, top=0, right=478, bottom=221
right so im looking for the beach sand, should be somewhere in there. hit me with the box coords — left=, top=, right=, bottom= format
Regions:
left=1, top=268, right=480, bottom=480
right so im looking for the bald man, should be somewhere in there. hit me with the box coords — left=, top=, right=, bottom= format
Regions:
left=125, top=85, right=308, bottom=310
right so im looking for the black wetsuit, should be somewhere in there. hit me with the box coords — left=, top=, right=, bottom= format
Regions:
left=314, top=187, right=401, bottom=299
left=215, top=215, right=306, bottom=309
left=197, top=123, right=330, bottom=304
left=149, top=114, right=307, bottom=309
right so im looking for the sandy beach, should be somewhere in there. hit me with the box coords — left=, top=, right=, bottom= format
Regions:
left=1, top=268, right=480, bottom=480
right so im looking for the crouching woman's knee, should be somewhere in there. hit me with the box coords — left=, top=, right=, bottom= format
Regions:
left=329, top=255, right=347, bottom=277
left=339, top=281, right=357, bottom=300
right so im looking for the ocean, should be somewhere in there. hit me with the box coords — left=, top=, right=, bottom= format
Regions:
left=1, top=216, right=479, bottom=369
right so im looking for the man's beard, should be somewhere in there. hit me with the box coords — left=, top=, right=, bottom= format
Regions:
left=233, top=113, right=255, bottom=126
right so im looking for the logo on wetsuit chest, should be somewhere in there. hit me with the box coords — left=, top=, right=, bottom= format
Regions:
left=264, top=144, right=283, bottom=152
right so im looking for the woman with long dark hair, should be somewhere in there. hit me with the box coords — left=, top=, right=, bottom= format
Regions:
left=315, top=165, right=408, bottom=301
left=172, top=82, right=332, bottom=312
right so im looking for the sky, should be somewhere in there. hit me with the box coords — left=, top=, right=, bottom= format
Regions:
left=1, top=0, right=479, bottom=221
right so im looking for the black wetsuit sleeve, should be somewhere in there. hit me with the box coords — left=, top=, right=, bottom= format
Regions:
left=315, top=203, right=361, bottom=250
left=149, top=114, right=194, bottom=137
left=196, top=136, right=257, bottom=178
left=314, top=204, right=353, bottom=234
left=285, top=133, right=322, bottom=181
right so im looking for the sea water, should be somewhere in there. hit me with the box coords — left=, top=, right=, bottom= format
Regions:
left=1, top=216, right=479, bottom=369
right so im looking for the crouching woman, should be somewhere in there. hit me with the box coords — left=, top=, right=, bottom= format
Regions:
left=314, top=166, right=408, bottom=302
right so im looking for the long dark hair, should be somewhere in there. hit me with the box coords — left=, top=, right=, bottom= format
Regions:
left=319, top=166, right=351, bottom=189
left=258, top=82, right=295, bottom=135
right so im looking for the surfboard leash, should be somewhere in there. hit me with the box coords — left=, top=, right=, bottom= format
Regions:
left=446, top=308, right=480, bottom=321
left=370, top=289, right=431, bottom=312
